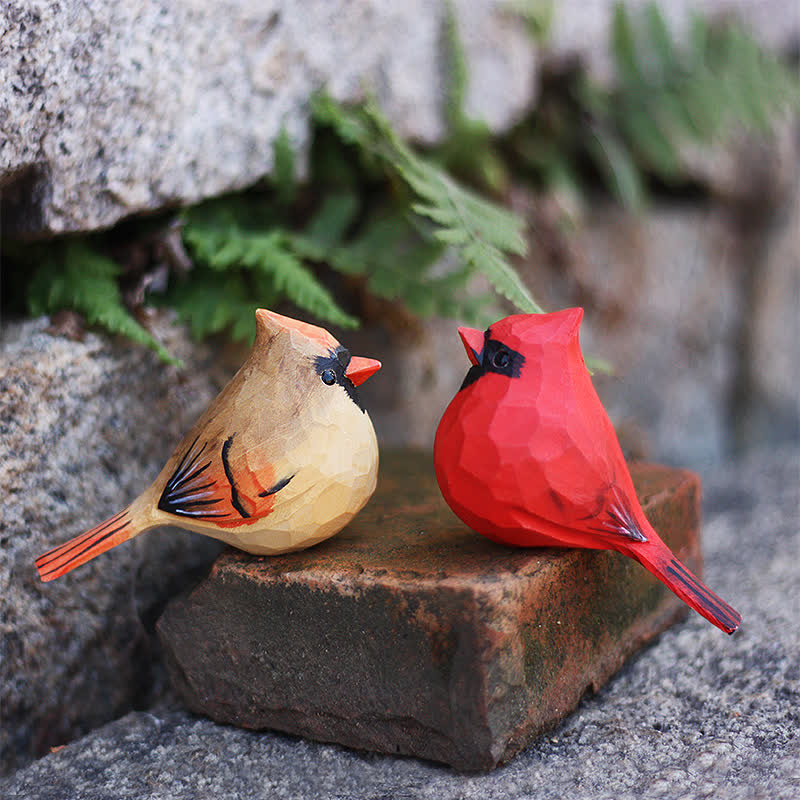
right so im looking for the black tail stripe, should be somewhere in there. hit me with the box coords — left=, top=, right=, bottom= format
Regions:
left=665, top=562, right=739, bottom=627
left=666, top=558, right=716, bottom=598
left=666, top=559, right=730, bottom=611
left=39, top=520, right=131, bottom=578
left=665, top=562, right=736, bottom=622
left=665, top=562, right=731, bottom=617
left=36, top=512, right=128, bottom=566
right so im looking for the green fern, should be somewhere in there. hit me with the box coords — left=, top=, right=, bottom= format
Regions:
left=605, top=2, right=800, bottom=205
left=312, top=95, right=543, bottom=315
left=165, top=268, right=275, bottom=343
left=435, top=2, right=509, bottom=195
left=178, top=201, right=359, bottom=340
left=271, top=127, right=298, bottom=210
left=26, top=241, right=178, bottom=364
left=510, top=2, right=800, bottom=212
left=505, top=0, right=555, bottom=44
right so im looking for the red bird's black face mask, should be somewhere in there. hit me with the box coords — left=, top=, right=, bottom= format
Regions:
left=459, top=329, right=525, bottom=391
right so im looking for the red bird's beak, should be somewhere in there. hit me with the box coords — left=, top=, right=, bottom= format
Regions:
left=346, top=356, right=382, bottom=387
left=458, top=327, right=484, bottom=366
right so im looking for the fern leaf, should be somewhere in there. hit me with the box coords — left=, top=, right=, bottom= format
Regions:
left=361, top=102, right=541, bottom=313
left=442, top=0, right=469, bottom=131
left=310, top=93, right=374, bottom=151
left=586, top=125, right=646, bottom=210
left=313, top=94, right=542, bottom=315
left=643, top=3, right=677, bottom=81
left=611, top=2, right=642, bottom=90
left=302, top=192, right=360, bottom=253
left=182, top=210, right=358, bottom=329
left=27, top=241, right=177, bottom=364
left=168, top=270, right=269, bottom=342
left=263, top=235, right=359, bottom=328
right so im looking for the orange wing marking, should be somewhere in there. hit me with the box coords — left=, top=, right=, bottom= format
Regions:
left=159, top=434, right=294, bottom=527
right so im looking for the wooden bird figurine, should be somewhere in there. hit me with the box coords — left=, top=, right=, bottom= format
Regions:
left=36, top=309, right=381, bottom=581
left=434, top=308, right=741, bottom=634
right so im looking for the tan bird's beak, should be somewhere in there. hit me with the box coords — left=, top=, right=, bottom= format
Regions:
left=345, top=357, right=381, bottom=387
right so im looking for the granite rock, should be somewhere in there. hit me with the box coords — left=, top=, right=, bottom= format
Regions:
left=1, top=446, right=796, bottom=799
left=0, top=0, right=535, bottom=236
left=0, top=314, right=225, bottom=774
left=3, top=0, right=797, bottom=237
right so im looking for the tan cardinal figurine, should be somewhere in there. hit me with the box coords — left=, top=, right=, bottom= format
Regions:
left=36, top=309, right=381, bottom=581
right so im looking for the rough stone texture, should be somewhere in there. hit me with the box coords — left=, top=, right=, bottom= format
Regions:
left=2, top=0, right=797, bottom=237
left=0, top=314, right=226, bottom=774
left=1, top=445, right=796, bottom=799
left=0, top=0, right=536, bottom=236
left=156, top=451, right=702, bottom=770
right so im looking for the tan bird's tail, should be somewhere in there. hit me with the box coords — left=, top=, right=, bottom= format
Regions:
left=35, top=507, right=138, bottom=582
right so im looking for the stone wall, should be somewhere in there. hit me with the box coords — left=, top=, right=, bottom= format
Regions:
left=2, top=0, right=797, bottom=237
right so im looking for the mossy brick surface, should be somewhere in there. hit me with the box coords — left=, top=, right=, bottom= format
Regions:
left=157, top=450, right=702, bottom=771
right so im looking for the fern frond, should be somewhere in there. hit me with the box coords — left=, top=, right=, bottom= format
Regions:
left=271, top=127, right=297, bottom=209
left=263, top=235, right=359, bottom=328
left=609, top=2, right=800, bottom=183
left=372, top=109, right=541, bottom=313
left=168, top=268, right=277, bottom=342
left=27, top=241, right=177, bottom=364
left=325, top=98, right=541, bottom=314
left=181, top=210, right=358, bottom=330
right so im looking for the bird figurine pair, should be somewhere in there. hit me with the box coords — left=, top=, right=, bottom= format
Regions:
left=36, top=307, right=741, bottom=635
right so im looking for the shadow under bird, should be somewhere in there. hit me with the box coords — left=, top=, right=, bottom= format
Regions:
left=36, top=309, right=381, bottom=581
left=434, top=308, right=741, bottom=634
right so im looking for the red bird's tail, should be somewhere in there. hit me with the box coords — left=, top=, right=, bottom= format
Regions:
left=631, top=542, right=741, bottom=635
left=35, top=508, right=136, bottom=582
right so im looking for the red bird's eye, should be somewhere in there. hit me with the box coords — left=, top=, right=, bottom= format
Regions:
left=492, top=350, right=510, bottom=369
left=321, top=369, right=336, bottom=385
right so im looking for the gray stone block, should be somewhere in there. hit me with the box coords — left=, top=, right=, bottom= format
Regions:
left=0, top=314, right=224, bottom=773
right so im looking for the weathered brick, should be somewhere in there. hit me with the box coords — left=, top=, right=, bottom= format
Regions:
left=157, top=450, right=702, bottom=770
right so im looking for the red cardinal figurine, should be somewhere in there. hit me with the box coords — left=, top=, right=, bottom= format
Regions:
left=36, top=309, right=381, bottom=582
left=434, top=308, right=741, bottom=634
